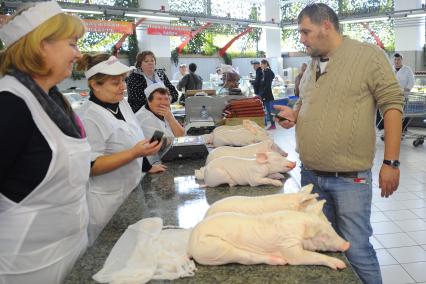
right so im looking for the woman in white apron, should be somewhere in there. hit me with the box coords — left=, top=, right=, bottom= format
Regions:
left=76, top=54, right=165, bottom=245
left=0, top=2, right=90, bottom=283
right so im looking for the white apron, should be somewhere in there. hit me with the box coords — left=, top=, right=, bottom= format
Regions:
left=0, top=76, right=91, bottom=284
left=80, top=99, right=145, bottom=245
left=135, top=106, right=174, bottom=163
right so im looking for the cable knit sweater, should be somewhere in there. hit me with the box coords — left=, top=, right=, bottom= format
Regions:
left=127, top=69, right=178, bottom=113
left=295, top=37, right=403, bottom=172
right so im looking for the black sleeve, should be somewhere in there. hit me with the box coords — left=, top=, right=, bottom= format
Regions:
left=142, top=157, right=152, bottom=172
left=127, top=72, right=147, bottom=113
left=177, top=74, right=189, bottom=91
left=160, top=71, right=179, bottom=103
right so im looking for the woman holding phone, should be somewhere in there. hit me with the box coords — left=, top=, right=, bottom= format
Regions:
left=76, top=54, right=166, bottom=244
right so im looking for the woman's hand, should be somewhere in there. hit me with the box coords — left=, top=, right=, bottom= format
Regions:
left=131, top=139, right=162, bottom=158
left=154, top=104, right=173, bottom=120
left=148, top=163, right=167, bottom=174
left=273, top=105, right=297, bottom=129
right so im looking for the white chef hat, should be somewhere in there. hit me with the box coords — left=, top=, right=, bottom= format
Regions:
left=144, top=82, right=167, bottom=98
left=85, top=56, right=135, bottom=79
left=0, top=1, right=63, bottom=47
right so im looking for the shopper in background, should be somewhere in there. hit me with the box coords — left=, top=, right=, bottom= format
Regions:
left=177, top=62, right=203, bottom=104
left=249, top=60, right=262, bottom=97
left=127, top=51, right=178, bottom=113
left=393, top=53, right=415, bottom=133
left=259, top=59, right=276, bottom=130
left=0, top=2, right=90, bottom=283
left=294, top=62, right=307, bottom=97
left=173, top=63, right=187, bottom=81
left=275, top=3, right=403, bottom=284
left=76, top=54, right=164, bottom=245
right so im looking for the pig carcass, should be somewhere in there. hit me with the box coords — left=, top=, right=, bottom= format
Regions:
left=203, top=120, right=270, bottom=147
left=204, top=184, right=320, bottom=218
left=188, top=202, right=350, bottom=270
left=195, top=152, right=296, bottom=187
left=205, top=140, right=288, bottom=164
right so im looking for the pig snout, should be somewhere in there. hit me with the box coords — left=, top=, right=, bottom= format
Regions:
left=341, top=241, right=350, bottom=252
left=287, top=161, right=296, bottom=169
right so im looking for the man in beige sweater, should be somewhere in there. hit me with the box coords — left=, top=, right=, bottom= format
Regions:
left=275, top=3, right=403, bottom=284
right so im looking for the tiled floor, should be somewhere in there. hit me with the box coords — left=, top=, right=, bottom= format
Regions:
left=271, top=126, right=426, bottom=284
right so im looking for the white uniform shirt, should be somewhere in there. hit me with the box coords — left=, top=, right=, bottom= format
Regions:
left=393, top=65, right=415, bottom=91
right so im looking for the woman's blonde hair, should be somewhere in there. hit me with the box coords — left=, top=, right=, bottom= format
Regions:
left=0, top=12, right=85, bottom=76
left=75, top=53, right=115, bottom=91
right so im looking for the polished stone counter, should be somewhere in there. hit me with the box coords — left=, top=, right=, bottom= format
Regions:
left=65, top=159, right=361, bottom=284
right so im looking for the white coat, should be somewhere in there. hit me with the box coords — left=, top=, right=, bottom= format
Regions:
left=0, top=76, right=91, bottom=284
left=80, top=99, right=145, bottom=245
left=393, top=65, right=415, bottom=91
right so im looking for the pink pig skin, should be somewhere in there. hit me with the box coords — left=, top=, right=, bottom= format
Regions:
left=188, top=210, right=350, bottom=270
left=195, top=152, right=296, bottom=187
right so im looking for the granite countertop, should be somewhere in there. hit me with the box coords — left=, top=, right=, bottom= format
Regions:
left=65, top=159, right=361, bottom=284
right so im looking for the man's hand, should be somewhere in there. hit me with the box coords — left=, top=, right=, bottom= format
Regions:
left=273, top=105, right=296, bottom=129
left=379, top=164, right=399, bottom=198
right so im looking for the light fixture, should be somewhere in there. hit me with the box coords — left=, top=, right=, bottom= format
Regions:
left=125, top=13, right=179, bottom=21
left=406, top=12, right=426, bottom=18
left=340, top=17, right=388, bottom=24
left=248, top=23, right=280, bottom=30
left=62, top=8, right=103, bottom=14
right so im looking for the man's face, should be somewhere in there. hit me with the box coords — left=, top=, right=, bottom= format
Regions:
left=179, top=66, right=187, bottom=74
left=252, top=63, right=260, bottom=71
left=394, top=57, right=402, bottom=69
left=298, top=16, right=328, bottom=57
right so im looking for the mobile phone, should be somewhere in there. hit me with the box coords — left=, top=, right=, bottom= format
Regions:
left=149, top=130, right=164, bottom=143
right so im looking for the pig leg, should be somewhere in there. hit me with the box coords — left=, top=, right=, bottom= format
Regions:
left=193, top=235, right=287, bottom=266
left=250, top=177, right=283, bottom=187
left=281, top=246, right=346, bottom=270
left=267, top=173, right=285, bottom=180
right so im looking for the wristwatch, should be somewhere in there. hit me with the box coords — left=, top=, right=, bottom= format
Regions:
left=383, top=159, right=400, bottom=169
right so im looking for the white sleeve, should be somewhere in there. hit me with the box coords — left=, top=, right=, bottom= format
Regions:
left=82, top=118, right=109, bottom=162
left=406, top=67, right=415, bottom=90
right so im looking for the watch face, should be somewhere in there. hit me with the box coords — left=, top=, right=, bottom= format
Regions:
left=392, top=160, right=400, bottom=168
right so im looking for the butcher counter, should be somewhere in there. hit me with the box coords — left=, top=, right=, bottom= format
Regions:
left=65, top=158, right=361, bottom=284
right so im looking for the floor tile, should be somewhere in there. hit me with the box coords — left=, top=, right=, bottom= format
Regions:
left=390, top=192, right=420, bottom=201
left=375, top=201, right=408, bottom=211
left=380, top=264, right=415, bottom=284
left=402, top=262, right=426, bottom=282
left=376, top=249, right=398, bottom=265
left=372, top=221, right=403, bottom=234
left=375, top=233, right=417, bottom=248
left=407, top=231, right=426, bottom=245
left=384, top=210, right=419, bottom=221
left=387, top=246, right=426, bottom=263
left=371, top=211, right=391, bottom=223
left=412, top=208, right=426, bottom=218
left=370, top=236, right=384, bottom=249
left=402, top=199, right=426, bottom=209
left=394, top=219, right=426, bottom=232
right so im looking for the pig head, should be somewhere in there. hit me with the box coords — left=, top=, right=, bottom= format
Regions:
left=195, top=152, right=296, bottom=187
left=204, top=184, right=319, bottom=218
left=206, top=140, right=288, bottom=164
left=188, top=206, right=350, bottom=270
left=203, top=120, right=270, bottom=147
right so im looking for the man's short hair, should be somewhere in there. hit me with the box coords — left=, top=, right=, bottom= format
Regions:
left=250, top=60, right=260, bottom=65
left=394, top=53, right=403, bottom=59
left=189, top=63, right=197, bottom=72
left=297, top=3, right=340, bottom=32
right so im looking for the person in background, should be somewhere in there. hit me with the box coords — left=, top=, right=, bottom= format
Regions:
left=249, top=60, right=262, bottom=97
left=76, top=54, right=165, bottom=245
left=173, top=63, right=188, bottom=81
left=177, top=63, right=203, bottom=104
left=294, top=62, right=307, bottom=97
left=126, top=50, right=178, bottom=113
left=259, top=59, right=276, bottom=130
left=393, top=53, right=415, bottom=133
left=0, top=2, right=89, bottom=283
left=136, top=82, right=185, bottom=139
left=275, top=3, right=403, bottom=284
left=217, top=71, right=241, bottom=95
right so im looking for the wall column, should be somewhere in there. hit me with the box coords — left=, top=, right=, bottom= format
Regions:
left=264, top=0, right=283, bottom=77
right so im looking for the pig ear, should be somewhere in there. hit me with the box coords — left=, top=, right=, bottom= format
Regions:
left=300, top=194, right=318, bottom=206
left=256, top=153, right=268, bottom=164
left=305, top=199, right=326, bottom=216
left=300, top=184, right=314, bottom=194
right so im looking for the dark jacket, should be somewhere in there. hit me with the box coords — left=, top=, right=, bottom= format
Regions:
left=250, top=66, right=263, bottom=95
left=127, top=69, right=178, bottom=113
left=259, top=67, right=275, bottom=102
left=177, top=72, right=203, bottom=104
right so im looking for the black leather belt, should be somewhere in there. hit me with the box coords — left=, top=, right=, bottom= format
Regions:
left=312, top=170, right=358, bottom=178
